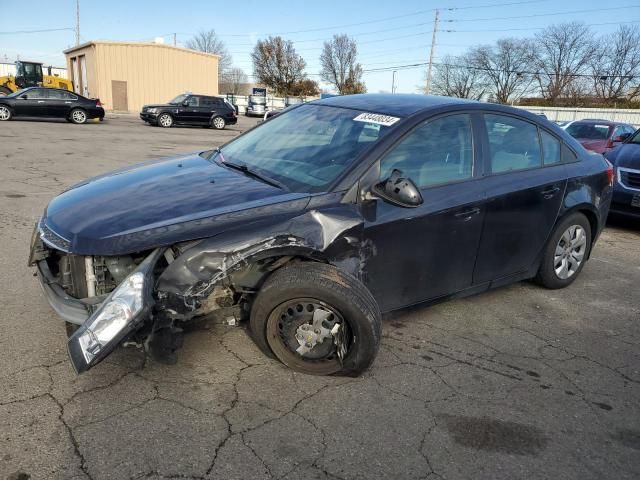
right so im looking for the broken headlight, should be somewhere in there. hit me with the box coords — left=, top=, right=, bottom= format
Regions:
left=67, top=249, right=163, bottom=373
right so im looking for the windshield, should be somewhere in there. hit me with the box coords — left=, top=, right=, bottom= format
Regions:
left=219, top=104, right=398, bottom=192
left=566, top=123, right=611, bottom=140
left=169, top=94, right=188, bottom=105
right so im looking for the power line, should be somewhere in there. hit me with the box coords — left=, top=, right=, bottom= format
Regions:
left=448, top=19, right=640, bottom=33
left=443, top=5, right=638, bottom=23
left=0, top=27, right=74, bottom=35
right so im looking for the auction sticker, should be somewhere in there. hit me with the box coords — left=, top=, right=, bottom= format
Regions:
left=353, top=112, right=400, bottom=127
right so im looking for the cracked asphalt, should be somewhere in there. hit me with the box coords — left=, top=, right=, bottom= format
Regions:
left=1, top=114, right=639, bottom=480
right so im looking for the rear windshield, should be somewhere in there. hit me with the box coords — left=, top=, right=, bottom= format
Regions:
left=566, top=123, right=611, bottom=140
left=219, top=104, right=399, bottom=192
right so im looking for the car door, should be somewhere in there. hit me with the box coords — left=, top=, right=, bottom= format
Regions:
left=45, top=89, right=77, bottom=118
left=200, top=96, right=219, bottom=123
left=472, top=113, right=567, bottom=285
left=179, top=95, right=202, bottom=123
left=361, top=113, right=487, bottom=312
left=14, top=88, right=48, bottom=116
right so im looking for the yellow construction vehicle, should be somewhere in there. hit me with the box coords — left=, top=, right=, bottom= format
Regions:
left=0, top=60, right=73, bottom=96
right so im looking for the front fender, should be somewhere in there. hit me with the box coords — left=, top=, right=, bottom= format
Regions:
left=156, top=206, right=367, bottom=300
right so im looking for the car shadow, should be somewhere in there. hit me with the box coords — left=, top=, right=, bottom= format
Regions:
left=607, top=214, right=640, bottom=232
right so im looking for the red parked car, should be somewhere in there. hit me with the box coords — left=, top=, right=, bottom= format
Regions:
left=564, top=120, right=636, bottom=154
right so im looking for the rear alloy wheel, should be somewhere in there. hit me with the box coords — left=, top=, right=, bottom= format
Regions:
left=0, top=105, right=12, bottom=121
left=535, top=212, right=591, bottom=289
left=211, top=116, right=226, bottom=130
left=158, top=113, right=173, bottom=128
left=70, top=108, right=87, bottom=124
left=250, top=262, right=381, bottom=376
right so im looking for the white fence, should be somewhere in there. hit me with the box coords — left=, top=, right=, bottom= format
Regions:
left=224, top=95, right=319, bottom=115
left=518, top=106, right=640, bottom=127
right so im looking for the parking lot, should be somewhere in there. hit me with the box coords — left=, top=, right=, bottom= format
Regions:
left=1, top=114, right=639, bottom=480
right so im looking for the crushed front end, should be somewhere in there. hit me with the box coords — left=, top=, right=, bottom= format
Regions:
left=29, top=219, right=167, bottom=372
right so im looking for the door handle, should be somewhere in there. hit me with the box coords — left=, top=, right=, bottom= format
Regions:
left=454, top=207, right=481, bottom=219
left=541, top=186, right=560, bottom=199
left=37, top=100, right=45, bottom=103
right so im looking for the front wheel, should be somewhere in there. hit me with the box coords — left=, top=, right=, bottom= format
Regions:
left=211, top=116, right=226, bottom=130
left=535, top=212, right=591, bottom=289
left=158, top=113, right=173, bottom=128
left=69, top=108, right=87, bottom=124
left=0, top=105, right=12, bottom=121
left=250, top=262, right=381, bottom=376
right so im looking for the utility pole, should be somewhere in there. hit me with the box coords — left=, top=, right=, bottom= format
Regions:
left=75, top=0, right=80, bottom=45
left=173, top=33, right=177, bottom=46
left=392, top=70, right=397, bottom=94
left=425, top=9, right=439, bottom=95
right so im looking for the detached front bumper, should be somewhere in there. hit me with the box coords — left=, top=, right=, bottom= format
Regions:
left=36, top=259, right=92, bottom=325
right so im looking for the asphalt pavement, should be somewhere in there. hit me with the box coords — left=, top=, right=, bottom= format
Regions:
left=1, top=114, right=639, bottom=480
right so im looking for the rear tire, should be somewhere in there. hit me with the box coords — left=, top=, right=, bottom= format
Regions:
left=69, top=108, right=87, bottom=124
left=250, top=262, right=381, bottom=376
left=158, top=113, right=173, bottom=128
left=211, top=116, right=226, bottom=130
left=0, top=105, right=12, bottom=121
left=535, top=212, right=591, bottom=289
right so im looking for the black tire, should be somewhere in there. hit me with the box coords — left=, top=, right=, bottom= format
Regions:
left=0, top=86, right=12, bottom=96
left=535, top=212, right=591, bottom=289
left=0, top=104, right=12, bottom=121
left=158, top=113, right=173, bottom=128
left=250, top=262, right=381, bottom=376
left=69, top=108, right=87, bottom=124
left=211, top=116, right=226, bottom=130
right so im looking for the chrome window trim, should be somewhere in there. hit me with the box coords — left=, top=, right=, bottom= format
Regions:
left=618, top=166, right=640, bottom=192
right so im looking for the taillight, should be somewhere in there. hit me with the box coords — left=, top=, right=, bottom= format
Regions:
left=605, top=159, right=614, bottom=186
left=96, top=99, right=102, bottom=107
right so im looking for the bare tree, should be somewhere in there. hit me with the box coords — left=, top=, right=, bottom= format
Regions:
left=429, top=54, right=486, bottom=99
left=251, top=36, right=307, bottom=95
left=591, top=25, right=640, bottom=102
left=320, top=34, right=366, bottom=94
left=532, top=22, right=595, bottom=105
left=469, top=39, right=534, bottom=104
left=219, top=67, right=249, bottom=95
left=186, top=30, right=232, bottom=75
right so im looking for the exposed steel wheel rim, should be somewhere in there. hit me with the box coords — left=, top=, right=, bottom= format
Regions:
left=265, top=297, right=351, bottom=375
left=0, top=106, right=10, bottom=120
left=72, top=110, right=86, bottom=123
left=159, top=114, right=172, bottom=127
left=554, top=225, right=587, bottom=279
left=213, top=117, right=225, bottom=129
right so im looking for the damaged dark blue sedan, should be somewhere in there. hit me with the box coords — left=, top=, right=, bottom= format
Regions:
left=29, top=94, right=613, bottom=376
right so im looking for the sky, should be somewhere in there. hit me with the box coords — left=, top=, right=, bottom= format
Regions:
left=1, top=0, right=638, bottom=94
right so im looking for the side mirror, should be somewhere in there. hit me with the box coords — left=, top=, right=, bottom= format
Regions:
left=372, top=169, right=423, bottom=208
left=20, top=94, right=28, bottom=99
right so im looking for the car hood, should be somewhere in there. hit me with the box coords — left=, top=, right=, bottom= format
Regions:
left=576, top=139, right=607, bottom=153
left=43, top=153, right=309, bottom=255
left=606, top=143, right=640, bottom=169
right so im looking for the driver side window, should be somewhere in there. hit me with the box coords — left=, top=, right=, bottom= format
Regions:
left=380, top=114, right=474, bottom=188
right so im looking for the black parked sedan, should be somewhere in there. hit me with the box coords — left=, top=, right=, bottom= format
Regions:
left=140, top=93, right=237, bottom=129
left=605, top=128, right=640, bottom=219
left=0, top=87, right=104, bottom=124
left=29, top=94, right=612, bottom=376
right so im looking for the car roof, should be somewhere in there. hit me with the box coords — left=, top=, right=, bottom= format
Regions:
left=313, top=93, right=477, bottom=117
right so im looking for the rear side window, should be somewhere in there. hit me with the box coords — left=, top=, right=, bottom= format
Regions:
left=561, top=144, right=578, bottom=163
left=540, top=130, right=561, bottom=165
left=484, top=114, right=541, bottom=173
